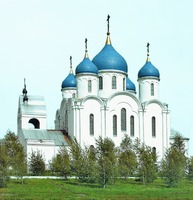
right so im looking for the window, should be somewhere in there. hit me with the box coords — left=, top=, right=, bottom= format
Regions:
left=28, top=118, right=40, bottom=129
left=88, top=80, right=92, bottom=92
left=99, top=76, right=103, bottom=90
left=152, top=147, right=156, bottom=161
left=152, top=147, right=156, bottom=154
left=113, top=115, right=117, bottom=136
left=123, top=78, right=125, bottom=91
left=121, top=108, right=126, bottom=131
left=130, top=115, right=134, bottom=136
left=152, top=116, right=156, bottom=137
left=90, top=114, right=94, bottom=136
left=112, top=76, right=117, bottom=89
left=151, top=83, right=154, bottom=96
left=65, top=110, right=68, bottom=132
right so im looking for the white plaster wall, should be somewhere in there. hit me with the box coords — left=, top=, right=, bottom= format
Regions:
left=27, top=140, right=60, bottom=168
left=106, top=94, right=139, bottom=146
left=143, top=103, right=164, bottom=159
left=98, top=72, right=126, bottom=98
left=62, top=88, right=76, bottom=99
left=78, top=98, right=102, bottom=147
left=76, top=75, right=98, bottom=98
left=138, top=78, right=159, bottom=102
left=21, top=116, right=47, bottom=129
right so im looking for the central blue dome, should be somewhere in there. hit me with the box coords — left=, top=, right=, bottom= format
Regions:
left=92, top=44, right=128, bottom=73
left=76, top=57, right=98, bottom=75
left=138, top=60, right=160, bottom=78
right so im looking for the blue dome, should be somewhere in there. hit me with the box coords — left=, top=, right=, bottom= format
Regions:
left=126, top=77, right=136, bottom=91
left=61, top=73, right=77, bottom=89
left=138, top=61, right=160, bottom=78
left=92, top=44, right=128, bottom=73
left=76, top=57, right=98, bottom=74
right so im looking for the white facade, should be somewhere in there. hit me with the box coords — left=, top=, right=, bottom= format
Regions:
left=55, top=34, right=171, bottom=160
left=17, top=93, right=68, bottom=167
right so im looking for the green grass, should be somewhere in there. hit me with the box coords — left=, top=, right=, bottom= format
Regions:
left=0, top=178, right=193, bottom=200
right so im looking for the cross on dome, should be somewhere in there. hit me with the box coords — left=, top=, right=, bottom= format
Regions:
left=106, top=15, right=111, bottom=45
left=70, top=56, right=73, bottom=74
left=84, top=38, right=89, bottom=58
left=146, top=42, right=151, bottom=62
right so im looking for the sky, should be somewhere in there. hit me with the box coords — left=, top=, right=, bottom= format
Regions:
left=0, top=0, right=193, bottom=155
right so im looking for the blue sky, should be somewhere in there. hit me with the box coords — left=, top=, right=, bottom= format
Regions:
left=0, top=0, right=193, bottom=155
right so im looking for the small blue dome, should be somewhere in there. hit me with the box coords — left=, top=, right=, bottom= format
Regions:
left=138, top=60, right=160, bottom=78
left=76, top=57, right=98, bottom=74
left=126, top=77, right=136, bottom=91
left=61, top=73, right=77, bottom=89
left=92, top=44, right=128, bottom=73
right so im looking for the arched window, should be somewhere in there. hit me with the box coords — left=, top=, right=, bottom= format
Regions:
left=65, top=110, right=68, bottom=131
left=152, top=147, right=156, bottom=154
left=151, top=83, right=154, bottom=96
left=28, top=118, right=40, bottom=129
left=99, top=76, right=103, bottom=90
left=121, top=108, right=126, bottom=131
left=152, top=147, right=156, bottom=161
left=90, top=114, right=94, bottom=136
left=130, top=115, right=134, bottom=136
left=113, top=115, right=117, bottom=136
left=88, top=80, right=92, bottom=92
left=152, top=116, right=156, bottom=137
left=123, top=78, right=125, bottom=91
left=112, top=76, right=117, bottom=89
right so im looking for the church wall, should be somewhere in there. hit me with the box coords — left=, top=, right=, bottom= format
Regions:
left=143, top=103, right=164, bottom=159
left=26, top=140, right=60, bottom=168
left=138, top=78, right=159, bottom=102
left=76, top=75, right=98, bottom=98
left=78, top=99, right=102, bottom=147
left=106, top=94, right=139, bottom=145
left=21, top=116, right=47, bottom=129
left=98, top=72, right=126, bottom=98
left=62, top=88, right=76, bottom=99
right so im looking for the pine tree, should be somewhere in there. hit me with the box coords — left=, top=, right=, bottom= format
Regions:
left=95, top=137, right=117, bottom=188
left=134, top=138, right=157, bottom=184
left=3, top=131, right=26, bottom=182
left=118, top=134, right=137, bottom=179
left=28, top=151, right=45, bottom=176
left=0, top=142, right=8, bottom=188
left=160, top=133, right=187, bottom=187
left=50, top=145, right=70, bottom=178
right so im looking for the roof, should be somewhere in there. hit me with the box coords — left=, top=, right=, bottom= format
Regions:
left=138, top=60, right=160, bottom=79
left=22, top=129, right=68, bottom=146
left=61, top=73, right=77, bottom=88
left=76, top=57, right=98, bottom=75
left=126, top=77, right=136, bottom=91
left=19, top=95, right=46, bottom=116
left=92, top=44, right=128, bottom=73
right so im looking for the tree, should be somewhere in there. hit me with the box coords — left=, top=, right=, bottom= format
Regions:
left=28, top=151, right=45, bottom=176
left=50, top=145, right=70, bottom=178
left=160, top=133, right=187, bottom=187
left=84, top=145, right=98, bottom=183
left=0, top=141, right=8, bottom=188
left=95, top=137, right=117, bottom=188
left=3, top=131, right=26, bottom=182
left=69, top=138, right=89, bottom=182
left=134, top=138, right=157, bottom=184
left=187, top=156, right=193, bottom=180
left=118, top=134, right=137, bottom=179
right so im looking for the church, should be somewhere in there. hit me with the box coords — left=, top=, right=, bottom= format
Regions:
left=18, top=16, right=172, bottom=165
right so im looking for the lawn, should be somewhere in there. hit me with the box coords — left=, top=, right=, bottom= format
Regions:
left=0, top=178, right=193, bottom=200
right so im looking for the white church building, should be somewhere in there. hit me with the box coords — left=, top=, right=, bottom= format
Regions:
left=17, top=16, right=179, bottom=165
